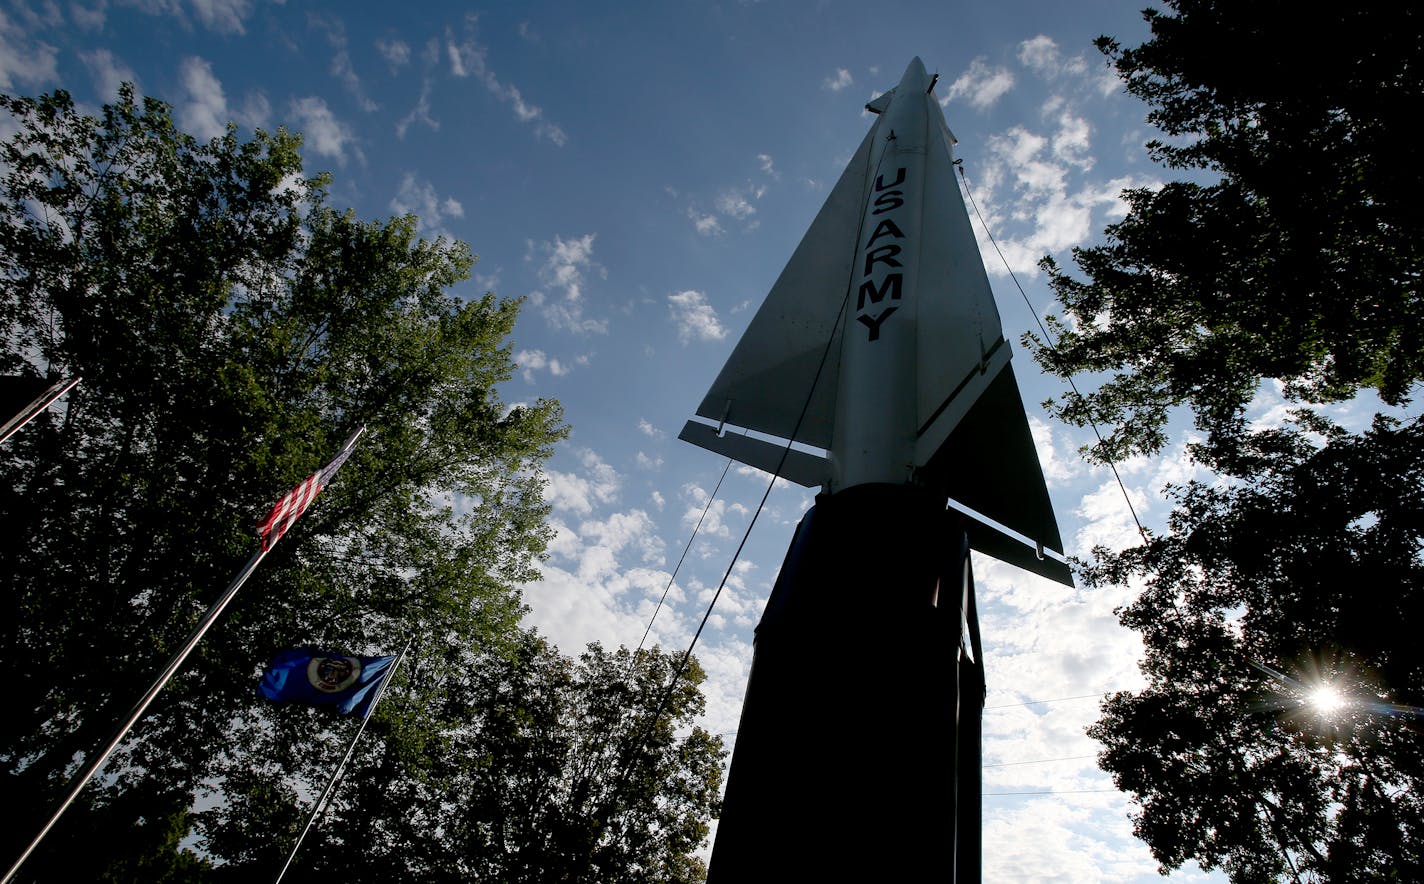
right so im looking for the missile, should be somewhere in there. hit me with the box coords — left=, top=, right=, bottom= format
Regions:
left=680, top=56, right=1069, bottom=585
left=684, top=58, right=1072, bottom=881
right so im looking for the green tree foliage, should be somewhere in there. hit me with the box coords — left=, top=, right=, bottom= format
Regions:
left=204, top=640, right=723, bottom=883
left=1031, top=0, right=1424, bottom=468
left=1030, top=3, right=1424, bottom=876
left=1027, top=2, right=1424, bottom=880
left=0, top=87, right=723, bottom=881
left=1085, top=418, right=1424, bottom=880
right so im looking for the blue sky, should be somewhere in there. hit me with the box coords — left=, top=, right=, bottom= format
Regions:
left=0, top=0, right=1258, bottom=879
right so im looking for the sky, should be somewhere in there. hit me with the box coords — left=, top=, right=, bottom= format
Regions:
left=0, top=0, right=1261, bottom=879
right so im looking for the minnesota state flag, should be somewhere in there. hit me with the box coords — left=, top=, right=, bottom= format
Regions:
left=258, top=649, right=397, bottom=718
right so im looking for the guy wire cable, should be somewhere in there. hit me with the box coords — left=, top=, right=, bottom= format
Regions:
left=955, top=161, right=1149, bottom=545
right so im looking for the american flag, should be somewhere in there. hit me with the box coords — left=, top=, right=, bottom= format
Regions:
left=257, top=440, right=358, bottom=551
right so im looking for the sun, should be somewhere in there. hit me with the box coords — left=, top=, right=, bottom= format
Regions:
left=1308, top=684, right=1346, bottom=715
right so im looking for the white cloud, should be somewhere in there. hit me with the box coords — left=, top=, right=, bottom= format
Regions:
left=118, top=0, right=250, bottom=35
left=80, top=48, right=137, bottom=101
left=689, top=183, right=766, bottom=235
left=715, top=190, right=758, bottom=220
left=1019, top=34, right=1092, bottom=81
left=1029, top=415, right=1084, bottom=485
left=0, top=12, right=59, bottom=90
left=70, top=2, right=107, bottom=30
left=389, top=172, right=464, bottom=238
left=446, top=15, right=566, bottom=145
left=944, top=58, right=1014, bottom=110
left=289, top=96, right=356, bottom=164
left=635, top=451, right=662, bottom=471
left=514, top=348, right=570, bottom=383
left=966, top=115, right=1145, bottom=277
left=667, top=290, right=727, bottom=343
left=824, top=67, right=853, bottom=91
left=637, top=418, right=665, bottom=439
left=396, top=77, right=439, bottom=139
left=528, top=233, right=608, bottom=334
left=312, top=16, right=378, bottom=112
left=376, top=38, right=411, bottom=71
left=688, top=208, right=723, bottom=237
left=756, top=153, right=776, bottom=178
left=187, top=0, right=251, bottom=34
left=542, top=448, right=620, bottom=517
left=1017, top=35, right=1061, bottom=76
left=681, top=482, right=749, bottom=540
left=177, top=56, right=228, bottom=141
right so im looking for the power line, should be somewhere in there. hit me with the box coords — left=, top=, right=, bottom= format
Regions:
left=984, top=754, right=1097, bottom=768
left=984, top=789, right=1119, bottom=797
left=983, top=692, right=1108, bottom=710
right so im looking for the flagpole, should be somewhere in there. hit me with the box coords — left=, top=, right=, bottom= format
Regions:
left=1, top=427, right=366, bottom=884
left=0, top=376, right=80, bottom=446
left=273, top=637, right=414, bottom=884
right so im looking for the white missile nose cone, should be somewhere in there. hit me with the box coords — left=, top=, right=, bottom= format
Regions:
left=897, top=57, right=931, bottom=94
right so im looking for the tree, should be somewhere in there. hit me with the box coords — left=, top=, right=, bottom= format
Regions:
left=0, top=87, right=723, bottom=880
left=1026, top=2, right=1424, bottom=880
left=1084, top=418, right=1424, bottom=880
left=201, top=639, right=724, bottom=883
left=1032, top=0, right=1424, bottom=470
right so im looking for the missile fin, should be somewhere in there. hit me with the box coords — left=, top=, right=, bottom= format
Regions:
left=692, top=123, right=881, bottom=449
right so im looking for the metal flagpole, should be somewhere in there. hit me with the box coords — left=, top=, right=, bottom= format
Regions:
left=0, top=376, right=80, bottom=446
left=273, top=637, right=414, bottom=884
left=1, top=427, right=366, bottom=884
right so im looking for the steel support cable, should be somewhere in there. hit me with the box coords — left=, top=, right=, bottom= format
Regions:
left=955, top=163, right=1149, bottom=545
left=634, top=453, right=736, bottom=657
left=591, top=140, right=899, bottom=843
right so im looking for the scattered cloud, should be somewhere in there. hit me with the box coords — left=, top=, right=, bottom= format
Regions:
left=514, top=348, right=570, bottom=383
left=943, top=58, right=1015, bottom=110
left=687, top=208, right=723, bottom=237
left=176, top=56, right=269, bottom=140
left=120, top=0, right=252, bottom=35
left=756, top=153, right=777, bottom=179
left=1018, top=35, right=1090, bottom=80
left=289, top=95, right=357, bottom=164
left=542, top=448, right=621, bottom=517
left=80, top=48, right=137, bottom=101
left=376, top=38, right=411, bottom=72
left=177, top=56, right=229, bottom=141
left=396, top=77, right=439, bottom=139
left=637, top=418, right=665, bottom=440
left=389, top=172, right=464, bottom=238
left=311, top=15, right=379, bottom=112
left=528, top=233, right=609, bottom=334
left=688, top=182, right=767, bottom=236
left=187, top=0, right=252, bottom=35
left=446, top=15, right=566, bottom=145
left=681, top=482, right=749, bottom=539
left=965, top=110, right=1149, bottom=277
left=0, top=12, right=59, bottom=90
left=69, top=2, right=107, bottom=31
left=824, top=67, right=853, bottom=91
left=667, top=290, right=727, bottom=343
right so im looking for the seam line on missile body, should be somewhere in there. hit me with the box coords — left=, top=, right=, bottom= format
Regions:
left=956, top=162, right=1149, bottom=546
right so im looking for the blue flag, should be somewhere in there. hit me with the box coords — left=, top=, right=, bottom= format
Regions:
left=258, top=649, right=397, bottom=718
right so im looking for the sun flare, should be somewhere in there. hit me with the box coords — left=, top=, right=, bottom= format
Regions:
left=1308, top=684, right=1346, bottom=715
